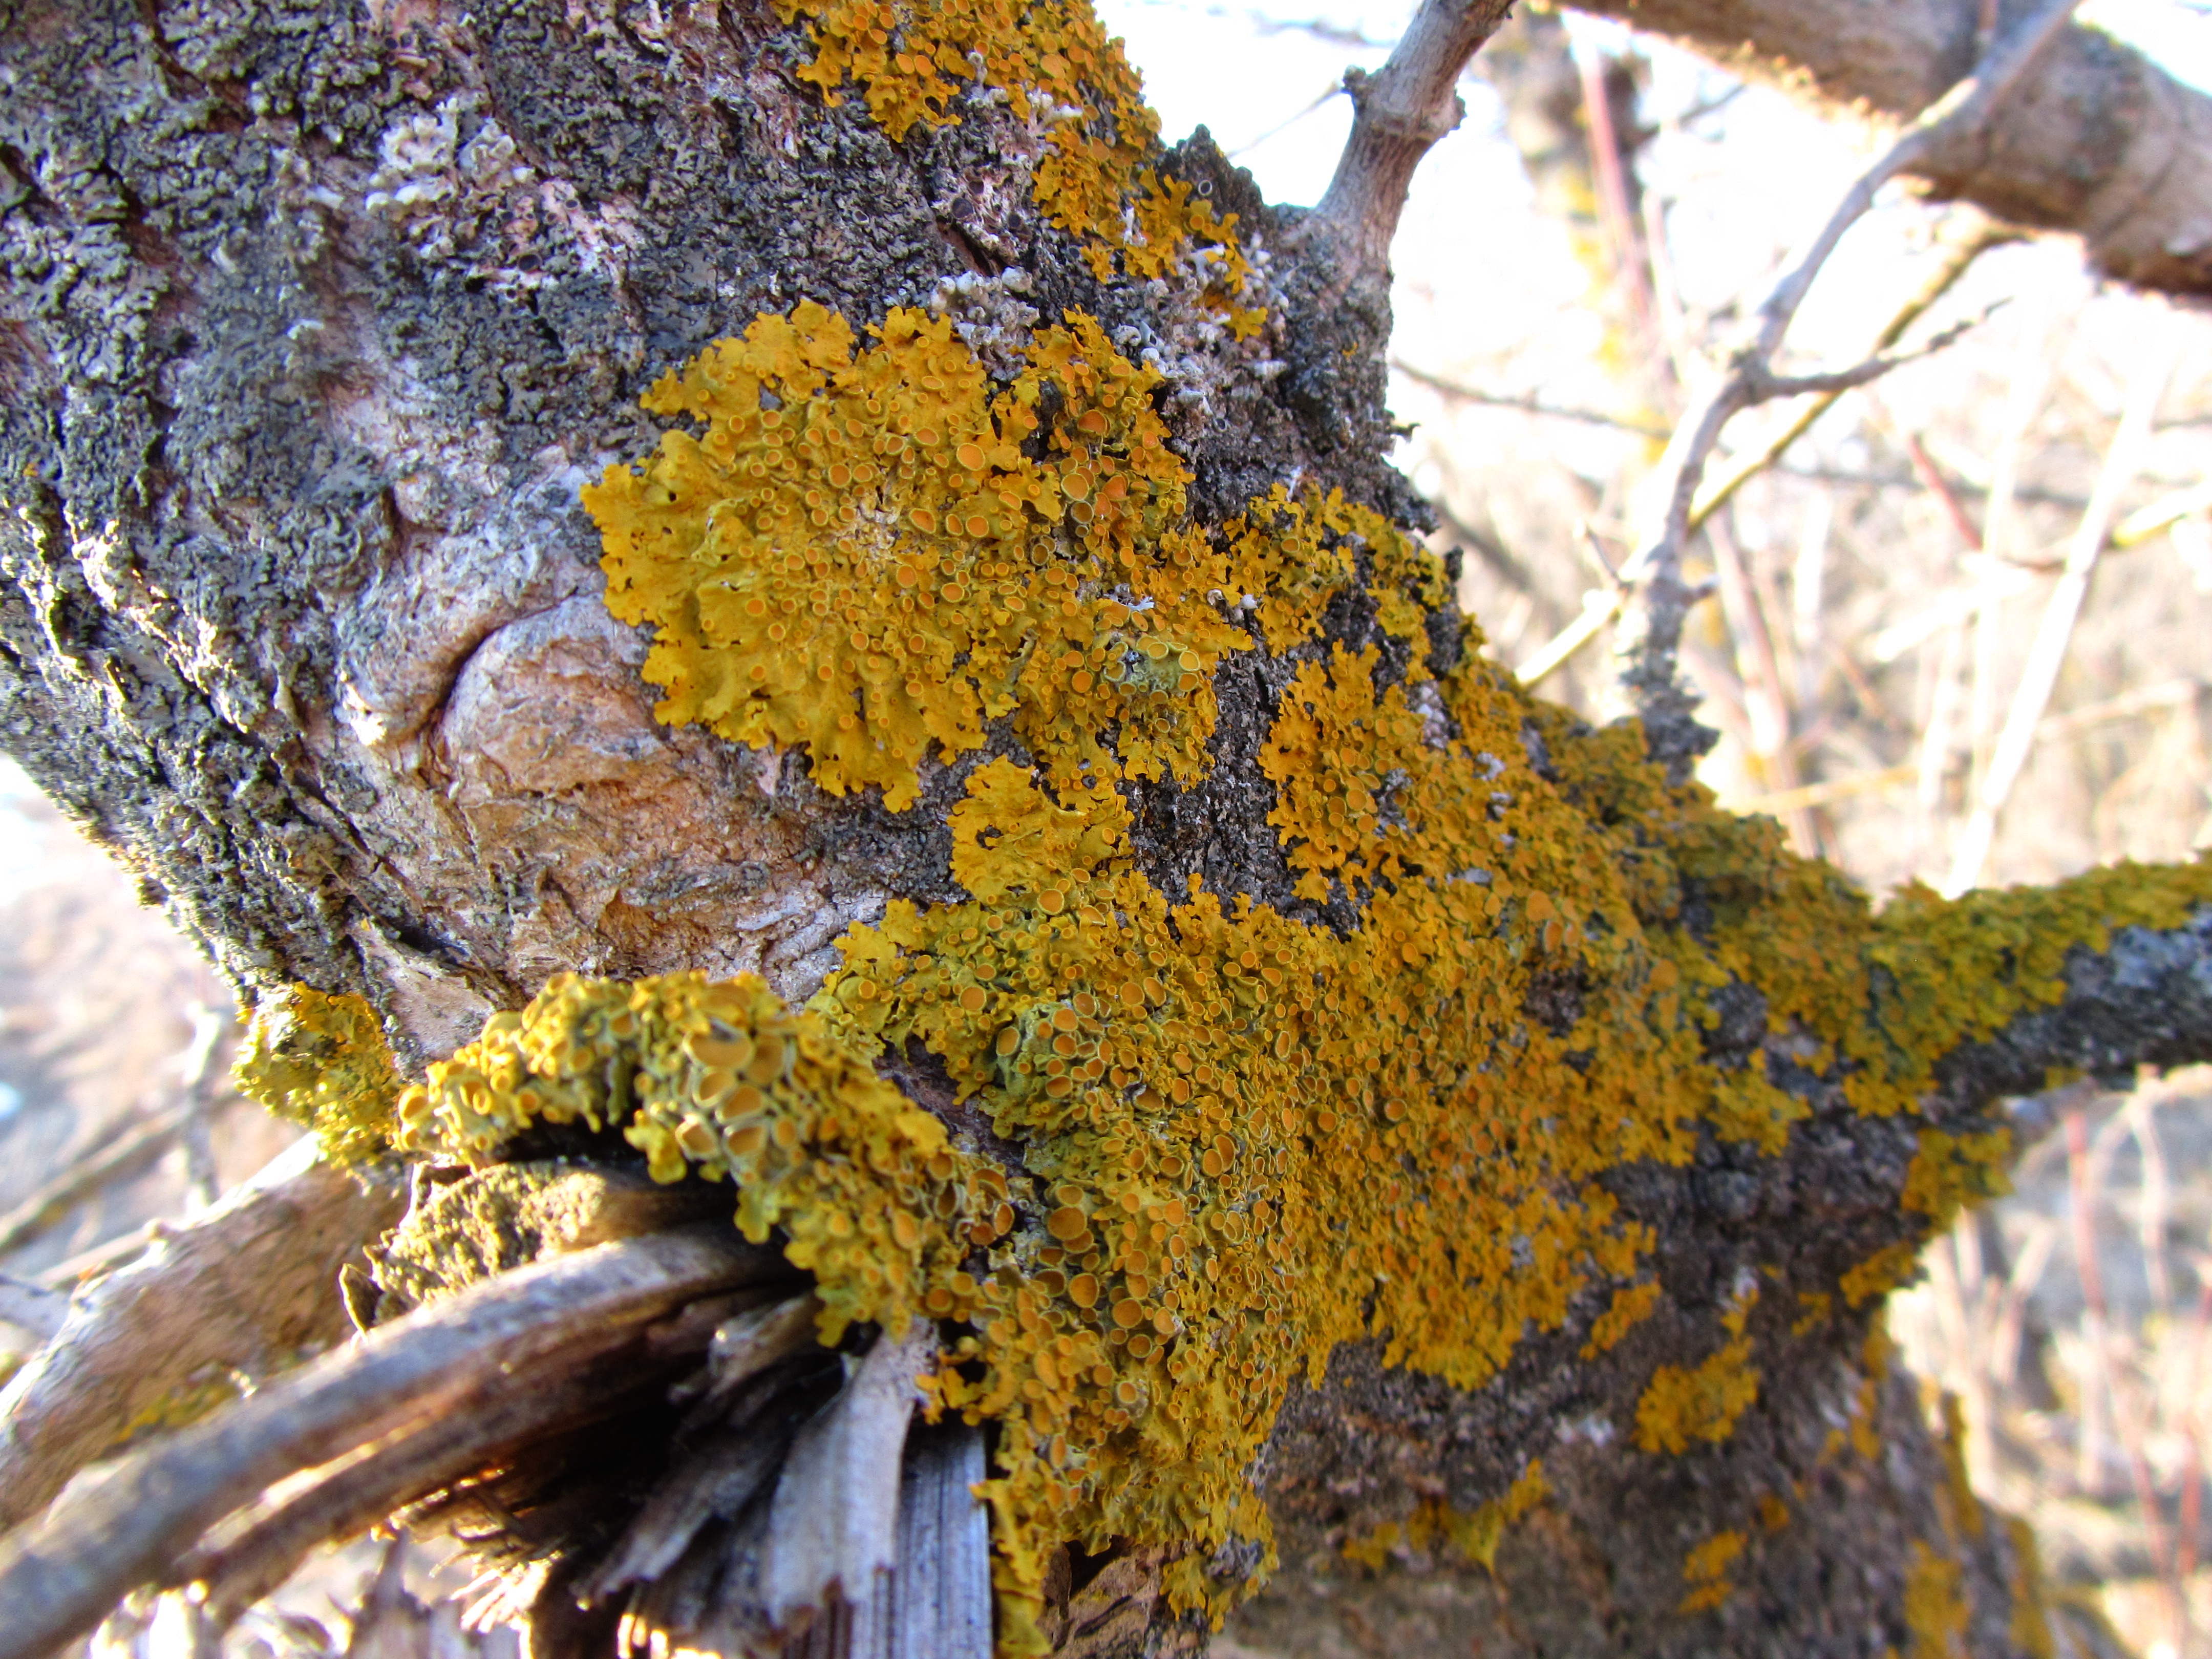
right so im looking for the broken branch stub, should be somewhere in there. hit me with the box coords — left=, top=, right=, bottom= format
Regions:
left=0, top=1226, right=780, bottom=1659
left=0, top=1144, right=405, bottom=1535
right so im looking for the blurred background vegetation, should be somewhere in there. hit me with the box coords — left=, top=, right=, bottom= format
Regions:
left=5, top=2, right=2211, bottom=1652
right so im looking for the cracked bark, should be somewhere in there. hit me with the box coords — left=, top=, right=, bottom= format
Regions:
left=2, top=2, right=2210, bottom=1655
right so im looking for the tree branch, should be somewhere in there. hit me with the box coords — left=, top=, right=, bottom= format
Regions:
left=1570, top=0, right=2212, bottom=300
left=0, top=1142, right=406, bottom=1534
left=1312, top=0, right=1518, bottom=288
left=0, top=1226, right=781, bottom=1659
left=1607, top=0, right=2083, bottom=775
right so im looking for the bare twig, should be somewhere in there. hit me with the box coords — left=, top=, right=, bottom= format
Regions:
left=1390, top=359, right=1672, bottom=437
left=180, top=1354, right=650, bottom=1626
left=1516, top=214, right=2015, bottom=695
left=1731, top=764, right=1918, bottom=818
left=0, top=1140, right=404, bottom=1534
left=1685, top=220, right=2018, bottom=533
left=1944, top=352, right=2172, bottom=895
left=1313, top=0, right=1517, bottom=287
left=0, top=1101, right=193, bottom=1259
left=0, top=1226, right=780, bottom=1659
left=1606, top=0, right=2081, bottom=769
left=2114, top=478, right=2212, bottom=549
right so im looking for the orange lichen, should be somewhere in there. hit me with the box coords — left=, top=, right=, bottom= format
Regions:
left=1635, top=1335, right=1760, bottom=1456
left=1904, top=1540, right=1970, bottom=1659
left=392, top=294, right=2212, bottom=1649
left=583, top=305, right=1413, bottom=810
left=1340, top=1461, right=1549, bottom=1575
left=1842, top=1242, right=1923, bottom=1308
left=1678, top=1528, right=1746, bottom=1614
left=1902, top=1127, right=2012, bottom=1227
left=772, top=0, right=1259, bottom=318
left=1581, top=1280, right=1661, bottom=1359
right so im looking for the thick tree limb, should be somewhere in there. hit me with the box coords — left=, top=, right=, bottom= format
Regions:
left=1571, top=0, right=2212, bottom=300
left=0, top=1226, right=779, bottom=1659
left=0, top=1142, right=405, bottom=1534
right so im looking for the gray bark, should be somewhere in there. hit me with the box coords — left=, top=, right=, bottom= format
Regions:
left=1576, top=0, right=2212, bottom=299
left=2, top=3, right=2211, bottom=1656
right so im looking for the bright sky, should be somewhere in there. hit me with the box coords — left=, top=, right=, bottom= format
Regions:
left=1098, top=2, right=2212, bottom=215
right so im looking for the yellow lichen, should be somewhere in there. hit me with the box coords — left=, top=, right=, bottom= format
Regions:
left=393, top=973, right=999, bottom=1347
left=1758, top=1491, right=1791, bottom=1534
left=1902, top=1127, right=2012, bottom=1228
left=1842, top=1242, right=1923, bottom=1308
left=2005, top=1516, right=2058, bottom=1659
left=1678, top=1528, right=1746, bottom=1615
left=1580, top=1280, right=1661, bottom=1359
left=396, top=294, right=2212, bottom=1649
left=773, top=0, right=1259, bottom=318
left=583, top=306, right=1414, bottom=810
left=1635, top=1336, right=1760, bottom=1456
left=1339, top=1461, right=1549, bottom=1575
left=1932, top=1390, right=1984, bottom=1540
left=234, top=987, right=402, bottom=1165
left=1904, top=1540, right=1970, bottom=1659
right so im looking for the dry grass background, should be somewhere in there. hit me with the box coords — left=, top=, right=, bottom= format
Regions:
left=2, top=6, right=2210, bottom=1652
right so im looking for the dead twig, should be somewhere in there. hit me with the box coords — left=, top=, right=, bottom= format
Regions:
left=1389, top=359, right=1672, bottom=437
left=761, top=1325, right=935, bottom=1644
left=1608, top=0, right=2083, bottom=774
left=0, top=1225, right=780, bottom=1659
left=0, top=1140, right=404, bottom=1534
left=1944, top=352, right=2172, bottom=894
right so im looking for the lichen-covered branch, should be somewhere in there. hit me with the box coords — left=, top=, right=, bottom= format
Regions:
left=3, top=3, right=2209, bottom=1656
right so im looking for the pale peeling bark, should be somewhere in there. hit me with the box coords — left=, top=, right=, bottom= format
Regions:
left=1578, top=0, right=2212, bottom=299
left=3, top=3, right=2212, bottom=1657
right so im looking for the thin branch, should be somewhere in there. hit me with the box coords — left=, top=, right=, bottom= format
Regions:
left=1608, top=0, right=2081, bottom=770
left=1390, top=358, right=1672, bottom=437
left=1944, top=353, right=2173, bottom=895
left=1517, top=224, right=2012, bottom=693
left=0, top=1226, right=781, bottom=1659
left=1744, top=306, right=1996, bottom=400
left=0, top=1141, right=403, bottom=1534
left=0, top=1100, right=193, bottom=1258
left=1312, top=0, right=1517, bottom=287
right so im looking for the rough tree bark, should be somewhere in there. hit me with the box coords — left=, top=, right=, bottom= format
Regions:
left=1, top=3, right=2209, bottom=1657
